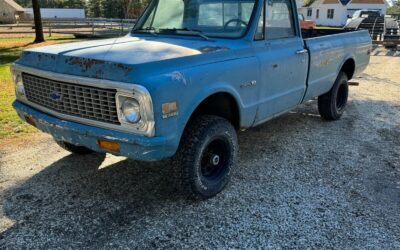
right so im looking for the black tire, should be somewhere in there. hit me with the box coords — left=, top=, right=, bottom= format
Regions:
left=55, top=140, right=95, bottom=155
left=175, top=115, right=238, bottom=200
left=318, top=72, right=349, bottom=121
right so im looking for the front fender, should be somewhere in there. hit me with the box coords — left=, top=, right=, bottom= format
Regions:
left=145, top=57, right=260, bottom=148
left=180, top=83, right=243, bottom=129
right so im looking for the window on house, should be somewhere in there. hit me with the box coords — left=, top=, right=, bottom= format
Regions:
left=327, top=9, right=335, bottom=19
left=307, top=8, right=312, bottom=17
left=316, top=9, right=320, bottom=19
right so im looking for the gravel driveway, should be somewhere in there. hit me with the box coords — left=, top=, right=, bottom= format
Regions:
left=0, top=48, right=399, bottom=249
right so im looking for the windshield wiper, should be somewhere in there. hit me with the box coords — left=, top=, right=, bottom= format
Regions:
left=159, top=28, right=209, bottom=40
left=134, top=27, right=158, bottom=36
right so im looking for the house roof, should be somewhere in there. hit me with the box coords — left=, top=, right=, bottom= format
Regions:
left=306, top=0, right=385, bottom=6
left=303, top=0, right=324, bottom=7
left=339, top=0, right=352, bottom=4
left=3, top=0, right=25, bottom=12
left=349, top=0, right=385, bottom=3
left=323, top=0, right=339, bottom=4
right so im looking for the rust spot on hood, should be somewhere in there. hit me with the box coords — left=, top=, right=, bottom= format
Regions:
left=115, top=63, right=134, bottom=76
left=67, top=57, right=106, bottom=71
left=94, top=69, right=104, bottom=78
left=198, top=46, right=230, bottom=53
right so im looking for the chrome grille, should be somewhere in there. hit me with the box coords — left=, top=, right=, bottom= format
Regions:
left=22, top=73, right=120, bottom=125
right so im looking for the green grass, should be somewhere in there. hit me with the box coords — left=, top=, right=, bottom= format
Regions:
left=0, top=35, right=87, bottom=139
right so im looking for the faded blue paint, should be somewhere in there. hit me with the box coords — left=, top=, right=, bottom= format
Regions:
left=13, top=101, right=178, bottom=161
left=13, top=0, right=371, bottom=161
left=303, top=30, right=371, bottom=101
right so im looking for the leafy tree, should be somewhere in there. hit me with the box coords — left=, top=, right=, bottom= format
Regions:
left=16, top=0, right=85, bottom=8
left=86, top=0, right=149, bottom=18
left=86, top=0, right=104, bottom=17
left=387, top=0, right=400, bottom=15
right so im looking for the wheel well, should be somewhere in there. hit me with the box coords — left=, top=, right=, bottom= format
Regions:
left=190, top=93, right=240, bottom=129
left=341, top=59, right=355, bottom=80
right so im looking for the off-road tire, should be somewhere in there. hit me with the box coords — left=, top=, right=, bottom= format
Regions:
left=55, top=140, right=95, bottom=155
left=318, top=72, right=349, bottom=121
left=175, top=115, right=238, bottom=200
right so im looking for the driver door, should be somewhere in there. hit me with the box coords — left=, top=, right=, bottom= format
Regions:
left=253, top=0, right=308, bottom=124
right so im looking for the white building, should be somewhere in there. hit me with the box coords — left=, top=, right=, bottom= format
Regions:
left=0, top=0, right=25, bottom=24
left=24, top=8, right=85, bottom=19
left=298, top=0, right=388, bottom=27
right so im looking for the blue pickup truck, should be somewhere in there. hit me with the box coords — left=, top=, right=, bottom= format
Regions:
left=12, top=0, right=371, bottom=199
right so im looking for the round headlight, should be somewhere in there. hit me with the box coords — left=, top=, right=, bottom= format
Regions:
left=121, top=99, right=141, bottom=124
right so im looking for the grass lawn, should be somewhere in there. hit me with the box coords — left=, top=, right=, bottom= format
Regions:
left=0, top=35, right=87, bottom=140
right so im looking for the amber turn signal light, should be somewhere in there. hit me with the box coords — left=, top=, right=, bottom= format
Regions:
left=97, top=139, right=120, bottom=153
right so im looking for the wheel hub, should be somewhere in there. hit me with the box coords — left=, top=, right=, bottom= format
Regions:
left=200, top=138, right=231, bottom=180
left=211, top=154, right=220, bottom=166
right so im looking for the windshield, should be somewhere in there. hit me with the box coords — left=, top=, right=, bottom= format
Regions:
left=133, top=0, right=258, bottom=38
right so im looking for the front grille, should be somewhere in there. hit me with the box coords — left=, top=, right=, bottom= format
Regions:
left=22, top=73, right=120, bottom=125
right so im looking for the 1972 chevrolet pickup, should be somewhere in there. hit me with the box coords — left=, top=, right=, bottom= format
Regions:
left=12, top=0, right=371, bottom=199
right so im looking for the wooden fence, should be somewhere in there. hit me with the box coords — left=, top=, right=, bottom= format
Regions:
left=0, top=18, right=137, bottom=38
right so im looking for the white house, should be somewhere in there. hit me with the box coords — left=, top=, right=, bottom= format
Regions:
left=299, top=0, right=388, bottom=27
left=0, top=0, right=25, bottom=24
left=24, top=8, right=85, bottom=19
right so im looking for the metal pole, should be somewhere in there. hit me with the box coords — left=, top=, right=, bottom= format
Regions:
left=48, top=20, right=52, bottom=37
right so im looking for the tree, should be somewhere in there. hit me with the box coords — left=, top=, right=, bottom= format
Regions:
left=387, top=0, right=400, bottom=15
left=86, top=0, right=149, bottom=18
left=122, top=0, right=134, bottom=19
left=32, top=0, right=45, bottom=43
left=16, top=0, right=86, bottom=8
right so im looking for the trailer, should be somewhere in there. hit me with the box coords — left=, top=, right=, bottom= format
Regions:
left=345, top=10, right=400, bottom=49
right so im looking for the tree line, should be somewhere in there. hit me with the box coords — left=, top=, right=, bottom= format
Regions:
left=388, top=0, right=400, bottom=15
left=15, top=0, right=86, bottom=9
left=86, top=0, right=150, bottom=19
left=15, top=0, right=150, bottom=18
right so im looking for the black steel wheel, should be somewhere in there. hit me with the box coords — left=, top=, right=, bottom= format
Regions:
left=200, top=136, right=231, bottom=184
left=175, top=115, right=238, bottom=200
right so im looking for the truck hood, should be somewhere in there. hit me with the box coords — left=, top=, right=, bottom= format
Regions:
left=17, top=35, right=240, bottom=83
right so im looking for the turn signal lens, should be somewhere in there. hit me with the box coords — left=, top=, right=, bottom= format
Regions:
left=97, top=139, right=120, bottom=153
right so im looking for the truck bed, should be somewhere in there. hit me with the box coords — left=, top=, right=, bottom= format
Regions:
left=301, top=28, right=353, bottom=39
left=302, top=29, right=372, bottom=101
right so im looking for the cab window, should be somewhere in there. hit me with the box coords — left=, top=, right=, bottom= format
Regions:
left=265, top=0, right=295, bottom=39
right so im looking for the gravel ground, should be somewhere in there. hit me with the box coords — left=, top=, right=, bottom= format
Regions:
left=0, top=47, right=399, bottom=249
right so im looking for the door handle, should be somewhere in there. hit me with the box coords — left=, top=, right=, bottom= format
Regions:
left=296, top=49, right=308, bottom=55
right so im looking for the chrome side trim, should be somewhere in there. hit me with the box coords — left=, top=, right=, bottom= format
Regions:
left=12, top=64, right=155, bottom=137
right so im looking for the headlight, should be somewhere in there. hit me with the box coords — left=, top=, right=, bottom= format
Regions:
left=116, top=92, right=155, bottom=136
left=11, top=69, right=26, bottom=100
left=16, top=82, right=26, bottom=97
left=121, top=98, right=141, bottom=124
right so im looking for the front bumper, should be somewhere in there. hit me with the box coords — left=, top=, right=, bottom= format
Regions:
left=13, top=101, right=178, bottom=161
